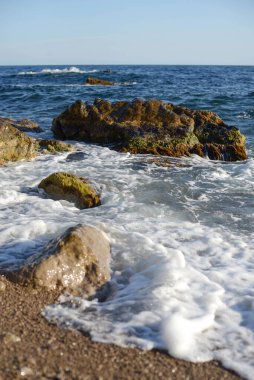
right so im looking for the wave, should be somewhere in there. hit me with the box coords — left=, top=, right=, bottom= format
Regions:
left=18, top=67, right=98, bottom=75
left=237, top=109, right=254, bottom=120
left=84, top=81, right=137, bottom=87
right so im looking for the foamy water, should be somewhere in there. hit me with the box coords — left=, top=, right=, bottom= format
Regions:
left=18, top=67, right=98, bottom=75
left=0, top=140, right=254, bottom=379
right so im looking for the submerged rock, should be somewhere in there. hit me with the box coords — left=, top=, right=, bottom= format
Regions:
left=4, top=225, right=111, bottom=296
left=38, top=172, right=101, bottom=209
left=0, top=118, right=74, bottom=165
left=52, top=99, right=247, bottom=161
left=85, top=77, right=114, bottom=86
left=66, top=151, right=87, bottom=161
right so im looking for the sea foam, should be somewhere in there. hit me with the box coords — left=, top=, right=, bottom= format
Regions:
left=18, top=67, right=98, bottom=75
left=0, top=142, right=253, bottom=378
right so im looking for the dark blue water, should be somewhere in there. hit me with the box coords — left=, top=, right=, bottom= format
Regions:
left=0, top=65, right=253, bottom=155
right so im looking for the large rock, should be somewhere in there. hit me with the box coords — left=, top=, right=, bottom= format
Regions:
left=38, top=172, right=101, bottom=209
left=85, top=77, right=113, bottom=86
left=3, top=225, right=111, bottom=296
left=0, top=118, right=74, bottom=165
left=52, top=99, right=247, bottom=161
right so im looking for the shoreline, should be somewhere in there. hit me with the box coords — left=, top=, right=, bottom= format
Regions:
left=0, top=276, right=241, bottom=380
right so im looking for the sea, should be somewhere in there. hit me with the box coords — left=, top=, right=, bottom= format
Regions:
left=0, top=65, right=254, bottom=379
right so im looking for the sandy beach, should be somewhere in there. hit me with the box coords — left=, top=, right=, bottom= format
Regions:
left=0, top=275, right=241, bottom=380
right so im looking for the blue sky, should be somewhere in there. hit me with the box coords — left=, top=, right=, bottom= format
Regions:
left=0, top=0, right=254, bottom=65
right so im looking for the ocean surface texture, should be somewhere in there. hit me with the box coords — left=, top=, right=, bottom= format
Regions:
left=1, top=65, right=254, bottom=379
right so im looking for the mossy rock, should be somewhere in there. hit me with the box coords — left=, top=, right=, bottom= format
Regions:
left=37, top=139, right=75, bottom=154
left=123, top=133, right=200, bottom=156
left=38, top=172, right=101, bottom=209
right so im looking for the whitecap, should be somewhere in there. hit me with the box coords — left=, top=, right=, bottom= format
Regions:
left=18, top=67, right=98, bottom=75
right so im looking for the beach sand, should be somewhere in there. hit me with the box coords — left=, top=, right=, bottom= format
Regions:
left=0, top=276, right=241, bottom=380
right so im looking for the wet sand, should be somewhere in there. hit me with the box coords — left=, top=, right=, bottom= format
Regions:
left=0, top=276, right=241, bottom=380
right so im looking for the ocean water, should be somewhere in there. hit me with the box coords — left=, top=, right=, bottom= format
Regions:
left=1, top=65, right=254, bottom=379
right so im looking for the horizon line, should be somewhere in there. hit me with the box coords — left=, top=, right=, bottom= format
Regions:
left=0, top=63, right=254, bottom=67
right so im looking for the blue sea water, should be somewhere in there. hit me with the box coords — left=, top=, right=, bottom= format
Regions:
left=0, top=65, right=254, bottom=379
left=1, top=65, right=254, bottom=149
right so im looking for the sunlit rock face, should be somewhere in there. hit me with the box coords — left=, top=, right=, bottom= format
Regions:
left=52, top=98, right=247, bottom=161
left=3, top=225, right=111, bottom=297
left=0, top=117, right=74, bottom=165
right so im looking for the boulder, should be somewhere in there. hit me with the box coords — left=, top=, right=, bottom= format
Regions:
left=0, top=118, right=74, bottom=165
left=85, top=77, right=114, bottom=86
left=52, top=99, right=247, bottom=161
left=3, top=225, right=111, bottom=296
left=38, top=172, right=101, bottom=209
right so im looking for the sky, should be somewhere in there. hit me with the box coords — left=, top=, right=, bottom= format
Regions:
left=0, top=0, right=254, bottom=65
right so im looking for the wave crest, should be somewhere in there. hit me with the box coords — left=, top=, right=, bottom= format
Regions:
left=18, top=67, right=98, bottom=75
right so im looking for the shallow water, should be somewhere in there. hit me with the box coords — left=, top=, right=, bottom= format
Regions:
left=1, top=65, right=254, bottom=379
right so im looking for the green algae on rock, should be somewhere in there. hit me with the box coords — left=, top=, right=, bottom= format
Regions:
left=3, top=224, right=110, bottom=296
left=38, top=172, right=101, bottom=209
left=36, top=139, right=75, bottom=154
left=85, top=77, right=114, bottom=86
left=0, top=117, right=74, bottom=165
left=52, top=98, right=247, bottom=161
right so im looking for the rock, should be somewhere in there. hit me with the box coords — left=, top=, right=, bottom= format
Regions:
left=0, top=118, right=74, bottom=165
left=52, top=99, right=247, bottom=161
left=20, top=367, right=34, bottom=377
left=0, top=117, right=43, bottom=133
left=102, top=69, right=113, bottom=74
left=2, top=333, right=21, bottom=344
left=0, top=278, right=6, bottom=291
left=0, top=123, right=37, bottom=164
left=38, top=172, right=101, bottom=209
left=147, top=157, right=192, bottom=168
left=5, top=225, right=111, bottom=296
left=85, top=77, right=114, bottom=86
left=36, top=139, right=75, bottom=155
left=66, top=152, right=87, bottom=161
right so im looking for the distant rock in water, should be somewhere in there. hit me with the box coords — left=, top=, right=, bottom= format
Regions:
left=0, top=117, right=74, bottom=165
left=38, top=172, right=101, bottom=209
left=102, top=69, right=113, bottom=74
left=52, top=99, right=247, bottom=161
left=85, top=77, right=114, bottom=86
left=3, top=224, right=111, bottom=296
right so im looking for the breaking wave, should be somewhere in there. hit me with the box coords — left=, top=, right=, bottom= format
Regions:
left=18, top=67, right=98, bottom=75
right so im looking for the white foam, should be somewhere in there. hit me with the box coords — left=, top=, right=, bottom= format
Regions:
left=1, top=144, right=254, bottom=379
left=18, top=67, right=98, bottom=75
